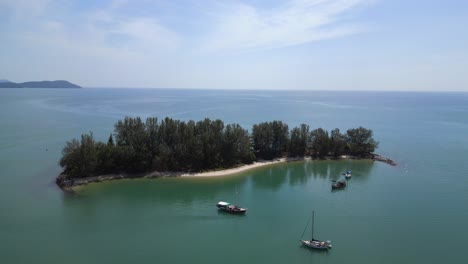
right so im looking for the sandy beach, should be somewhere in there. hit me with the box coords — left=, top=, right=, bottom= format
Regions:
left=180, top=158, right=289, bottom=177
left=56, top=154, right=394, bottom=191
left=178, top=153, right=396, bottom=177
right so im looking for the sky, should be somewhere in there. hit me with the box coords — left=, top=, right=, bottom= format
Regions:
left=1, top=0, right=468, bottom=91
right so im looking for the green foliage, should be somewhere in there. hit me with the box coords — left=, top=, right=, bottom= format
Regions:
left=61, top=117, right=257, bottom=178
left=310, top=128, right=330, bottom=157
left=346, top=127, right=379, bottom=155
left=59, top=138, right=80, bottom=176
left=329, top=128, right=346, bottom=157
left=59, top=117, right=379, bottom=179
left=60, top=132, right=98, bottom=178
left=289, top=124, right=309, bottom=157
left=107, top=134, right=114, bottom=146
left=114, top=117, right=151, bottom=172
left=252, top=121, right=289, bottom=160
left=223, top=124, right=256, bottom=166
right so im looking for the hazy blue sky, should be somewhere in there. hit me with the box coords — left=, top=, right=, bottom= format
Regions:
left=1, top=0, right=467, bottom=91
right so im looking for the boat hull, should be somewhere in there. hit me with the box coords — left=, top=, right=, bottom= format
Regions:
left=300, top=240, right=332, bottom=250
left=331, top=181, right=346, bottom=190
left=331, top=185, right=345, bottom=190
left=219, top=208, right=246, bottom=214
left=216, top=201, right=247, bottom=214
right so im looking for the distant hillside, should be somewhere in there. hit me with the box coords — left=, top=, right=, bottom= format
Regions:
left=20, top=80, right=81, bottom=88
left=0, top=80, right=81, bottom=88
left=0, top=79, right=11, bottom=83
left=0, top=82, right=23, bottom=88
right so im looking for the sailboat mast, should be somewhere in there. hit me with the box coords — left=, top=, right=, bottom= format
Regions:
left=311, top=211, right=315, bottom=240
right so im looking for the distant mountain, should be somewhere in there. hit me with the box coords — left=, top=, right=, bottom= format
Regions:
left=0, top=82, right=23, bottom=88
left=0, top=80, right=81, bottom=88
left=0, top=79, right=11, bottom=83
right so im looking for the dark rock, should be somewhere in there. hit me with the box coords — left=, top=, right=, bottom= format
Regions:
left=371, top=154, right=397, bottom=166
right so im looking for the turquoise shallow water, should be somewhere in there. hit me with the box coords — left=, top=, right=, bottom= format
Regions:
left=0, top=89, right=467, bottom=263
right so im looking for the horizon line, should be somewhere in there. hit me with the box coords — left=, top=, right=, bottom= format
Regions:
left=81, top=86, right=468, bottom=93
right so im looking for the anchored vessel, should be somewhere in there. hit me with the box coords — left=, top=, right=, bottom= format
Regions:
left=344, top=170, right=352, bottom=179
left=332, top=179, right=347, bottom=190
left=216, top=201, right=247, bottom=214
left=300, top=211, right=332, bottom=250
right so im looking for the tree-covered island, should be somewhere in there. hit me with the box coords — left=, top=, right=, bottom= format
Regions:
left=57, top=117, right=395, bottom=190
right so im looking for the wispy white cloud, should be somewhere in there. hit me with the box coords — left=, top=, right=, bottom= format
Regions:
left=3, top=0, right=370, bottom=57
left=1, top=0, right=182, bottom=86
left=1, top=0, right=382, bottom=88
left=0, top=0, right=53, bottom=17
left=13, top=0, right=180, bottom=56
left=201, top=0, right=370, bottom=53
left=109, top=18, right=180, bottom=51
left=109, top=0, right=129, bottom=10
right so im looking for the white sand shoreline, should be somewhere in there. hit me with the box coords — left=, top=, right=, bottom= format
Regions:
left=180, top=158, right=291, bottom=177
left=57, top=154, right=395, bottom=191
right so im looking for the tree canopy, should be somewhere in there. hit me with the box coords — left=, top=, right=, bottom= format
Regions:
left=60, top=117, right=379, bottom=179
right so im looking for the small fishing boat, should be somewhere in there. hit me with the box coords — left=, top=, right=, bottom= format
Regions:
left=331, top=180, right=346, bottom=190
left=343, top=170, right=352, bottom=179
left=300, top=211, right=332, bottom=250
left=216, top=201, right=247, bottom=214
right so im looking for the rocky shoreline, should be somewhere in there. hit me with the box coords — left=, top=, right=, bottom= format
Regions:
left=56, top=153, right=396, bottom=191
left=370, top=153, right=397, bottom=166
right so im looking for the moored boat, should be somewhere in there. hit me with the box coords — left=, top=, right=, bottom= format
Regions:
left=300, top=211, right=332, bottom=250
left=300, top=239, right=332, bottom=250
left=344, top=170, right=352, bottom=179
left=216, top=201, right=247, bottom=214
left=331, top=180, right=346, bottom=190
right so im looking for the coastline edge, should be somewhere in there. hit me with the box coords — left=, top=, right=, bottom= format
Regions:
left=56, top=153, right=397, bottom=191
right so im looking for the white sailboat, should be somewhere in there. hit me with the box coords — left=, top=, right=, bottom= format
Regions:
left=300, top=211, right=332, bottom=250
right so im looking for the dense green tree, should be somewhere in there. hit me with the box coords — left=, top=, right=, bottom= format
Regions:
left=199, top=118, right=224, bottom=169
left=252, top=122, right=275, bottom=160
left=181, top=120, right=204, bottom=171
left=107, top=134, right=114, bottom=146
left=59, top=132, right=98, bottom=177
left=114, top=117, right=151, bottom=172
left=252, top=121, right=289, bottom=160
left=59, top=116, right=379, bottom=179
left=145, top=117, right=159, bottom=169
left=310, top=128, right=330, bottom=157
left=346, top=127, right=379, bottom=155
left=59, top=138, right=80, bottom=176
left=329, top=128, right=346, bottom=156
left=271, top=121, right=289, bottom=156
left=154, top=117, right=179, bottom=171
left=289, top=124, right=309, bottom=157
left=95, top=142, right=116, bottom=175
left=222, top=124, right=255, bottom=166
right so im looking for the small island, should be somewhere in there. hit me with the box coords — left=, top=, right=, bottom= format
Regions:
left=0, top=79, right=81, bottom=88
left=56, top=117, right=395, bottom=191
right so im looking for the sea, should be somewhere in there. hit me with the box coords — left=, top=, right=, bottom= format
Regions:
left=0, top=88, right=467, bottom=263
